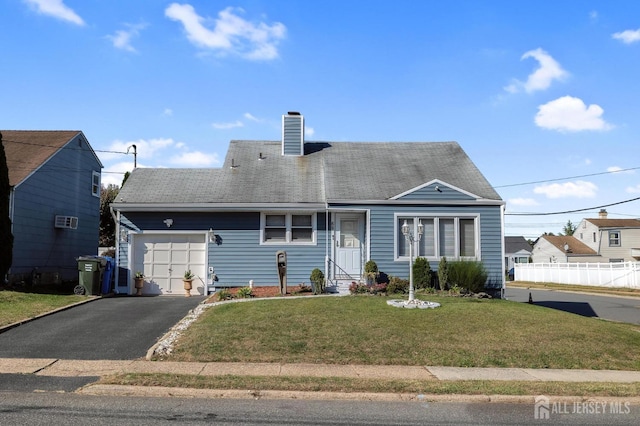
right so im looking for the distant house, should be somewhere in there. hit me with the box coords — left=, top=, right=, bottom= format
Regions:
left=2, top=131, right=103, bottom=283
left=574, top=209, right=640, bottom=263
left=504, top=236, right=532, bottom=271
left=531, top=235, right=599, bottom=263
left=110, top=112, right=506, bottom=296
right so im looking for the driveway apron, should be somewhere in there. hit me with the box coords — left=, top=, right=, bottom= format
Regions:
left=0, top=296, right=205, bottom=360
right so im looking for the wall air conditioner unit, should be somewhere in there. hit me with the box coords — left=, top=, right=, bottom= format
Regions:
left=55, top=215, right=78, bottom=229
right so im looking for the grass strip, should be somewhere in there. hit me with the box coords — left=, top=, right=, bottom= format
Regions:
left=99, top=373, right=640, bottom=397
left=0, top=291, right=87, bottom=327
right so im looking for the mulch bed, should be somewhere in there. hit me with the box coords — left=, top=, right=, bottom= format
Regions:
left=206, top=285, right=315, bottom=303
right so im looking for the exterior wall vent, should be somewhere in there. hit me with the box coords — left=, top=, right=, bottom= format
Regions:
left=282, top=112, right=304, bottom=156
left=55, top=215, right=78, bottom=229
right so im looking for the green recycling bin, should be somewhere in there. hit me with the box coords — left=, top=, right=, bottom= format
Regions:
left=75, top=256, right=106, bottom=295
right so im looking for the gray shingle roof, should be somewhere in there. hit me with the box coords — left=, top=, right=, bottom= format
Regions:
left=114, top=140, right=501, bottom=205
left=505, top=236, right=532, bottom=254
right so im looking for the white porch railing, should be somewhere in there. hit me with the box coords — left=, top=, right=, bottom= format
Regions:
left=515, top=262, right=640, bottom=289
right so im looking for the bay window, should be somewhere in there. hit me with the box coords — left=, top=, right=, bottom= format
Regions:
left=396, top=214, right=478, bottom=260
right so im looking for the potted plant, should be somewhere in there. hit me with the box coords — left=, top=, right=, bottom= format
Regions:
left=183, top=270, right=195, bottom=297
left=134, top=272, right=144, bottom=296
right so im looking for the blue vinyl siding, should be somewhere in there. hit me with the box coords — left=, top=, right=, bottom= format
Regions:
left=11, top=135, right=101, bottom=280
left=118, top=212, right=328, bottom=287
left=397, top=182, right=476, bottom=201
left=334, top=203, right=503, bottom=289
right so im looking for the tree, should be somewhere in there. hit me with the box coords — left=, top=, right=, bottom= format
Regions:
left=0, top=132, right=13, bottom=283
left=560, top=220, right=577, bottom=236
left=99, top=184, right=119, bottom=247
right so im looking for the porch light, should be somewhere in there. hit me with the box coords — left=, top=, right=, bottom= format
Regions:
left=209, top=228, right=216, bottom=243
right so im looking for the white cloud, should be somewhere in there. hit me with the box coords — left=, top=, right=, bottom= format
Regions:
left=163, top=108, right=173, bottom=116
left=165, top=4, right=286, bottom=60
left=533, top=180, right=597, bottom=199
left=608, top=166, right=635, bottom=174
left=244, top=112, right=262, bottom=122
left=99, top=138, right=176, bottom=163
left=169, top=151, right=221, bottom=167
left=212, top=120, right=244, bottom=129
left=612, top=29, right=640, bottom=44
left=504, top=48, right=568, bottom=94
left=101, top=161, right=137, bottom=187
left=535, top=96, right=613, bottom=132
left=508, top=198, right=539, bottom=207
left=106, top=23, right=147, bottom=52
left=305, top=126, right=315, bottom=137
left=23, top=0, right=84, bottom=26
left=589, top=11, right=598, bottom=22
left=626, top=184, right=640, bottom=194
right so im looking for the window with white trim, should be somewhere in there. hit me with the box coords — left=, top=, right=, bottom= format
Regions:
left=92, top=171, right=101, bottom=197
left=608, top=230, right=621, bottom=247
left=261, top=212, right=316, bottom=244
left=396, top=215, right=479, bottom=260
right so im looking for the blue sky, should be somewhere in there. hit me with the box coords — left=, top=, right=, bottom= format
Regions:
left=3, top=1, right=640, bottom=239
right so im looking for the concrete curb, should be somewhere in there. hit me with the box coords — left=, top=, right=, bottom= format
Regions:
left=0, top=296, right=101, bottom=335
left=77, top=384, right=640, bottom=404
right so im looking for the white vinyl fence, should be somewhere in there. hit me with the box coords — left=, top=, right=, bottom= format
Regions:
left=514, top=262, right=640, bottom=289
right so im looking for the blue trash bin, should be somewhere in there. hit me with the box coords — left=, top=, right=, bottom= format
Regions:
left=101, top=257, right=114, bottom=294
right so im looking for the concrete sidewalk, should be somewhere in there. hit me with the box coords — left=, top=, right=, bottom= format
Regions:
left=2, top=358, right=640, bottom=383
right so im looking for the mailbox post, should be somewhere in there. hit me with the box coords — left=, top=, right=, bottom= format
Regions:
left=276, top=250, right=287, bottom=296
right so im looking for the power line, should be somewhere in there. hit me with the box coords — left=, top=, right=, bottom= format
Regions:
left=506, top=196, right=640, bottom=216
left=2, top=138, right=129, bottom=155
left=495, top=166, right=640, bottom=188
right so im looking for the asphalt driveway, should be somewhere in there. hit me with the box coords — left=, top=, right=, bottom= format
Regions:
left=0, top=296, right=205, bottom=360
left=505, top=287, right=640, bottom=325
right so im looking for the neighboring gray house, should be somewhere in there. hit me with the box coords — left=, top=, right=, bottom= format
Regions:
left=575, top=209, right=640, bottom=262
left=531, top=235, right=599, bottom=264
left=504, top=236, right=532, bottom=271
left=111, top=112, right=505, bottom=296
left=3, top=130, right=103, bottom=283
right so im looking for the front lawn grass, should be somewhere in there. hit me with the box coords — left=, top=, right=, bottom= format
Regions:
left=100, top=373, right=640, bottom=398
left=0, top=291, right=87, bottom=327
left=162, top=296, right=640, bottom=370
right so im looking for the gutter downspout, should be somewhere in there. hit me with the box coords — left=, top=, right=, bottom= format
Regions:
left=325, top=204, right=330, bottom=286
left=110, top=206, right=120, bottom=294
left=500, top=204, right=506, bottom=298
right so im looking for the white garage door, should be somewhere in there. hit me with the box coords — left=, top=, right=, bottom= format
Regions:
left=133, top=233, right=206, bottom=295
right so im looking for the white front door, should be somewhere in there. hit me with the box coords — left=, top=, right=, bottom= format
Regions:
left=133, top=233, right=206, bottom=295
left=335, top=214, right=363, bottom=277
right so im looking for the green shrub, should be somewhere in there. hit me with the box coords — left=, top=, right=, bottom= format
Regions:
left=217, top=289, right=233, bottom=301
left=447, top=260, right=488, bottom=293
left=309, top=268, right=325, bottom=294
left=412, top=257, right=432, bottom=289
left=386, top=276, right=409, bottom=294
left=364, top=260, right=378, bottom=285
left=237, top=287, right=253, bottom=298
left=437, top=257, right=449, bottom=290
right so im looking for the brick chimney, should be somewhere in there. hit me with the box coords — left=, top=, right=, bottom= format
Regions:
left=599, top=209, right=608, bottom=219
left=281, top=112, right=304, bottom=156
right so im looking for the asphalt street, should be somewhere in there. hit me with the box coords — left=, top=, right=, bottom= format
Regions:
left=0, top=295, right=205, bottom=360
left=1, top=392, right=637, bottom=425
left=505, top=287, right=640, bottom=325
